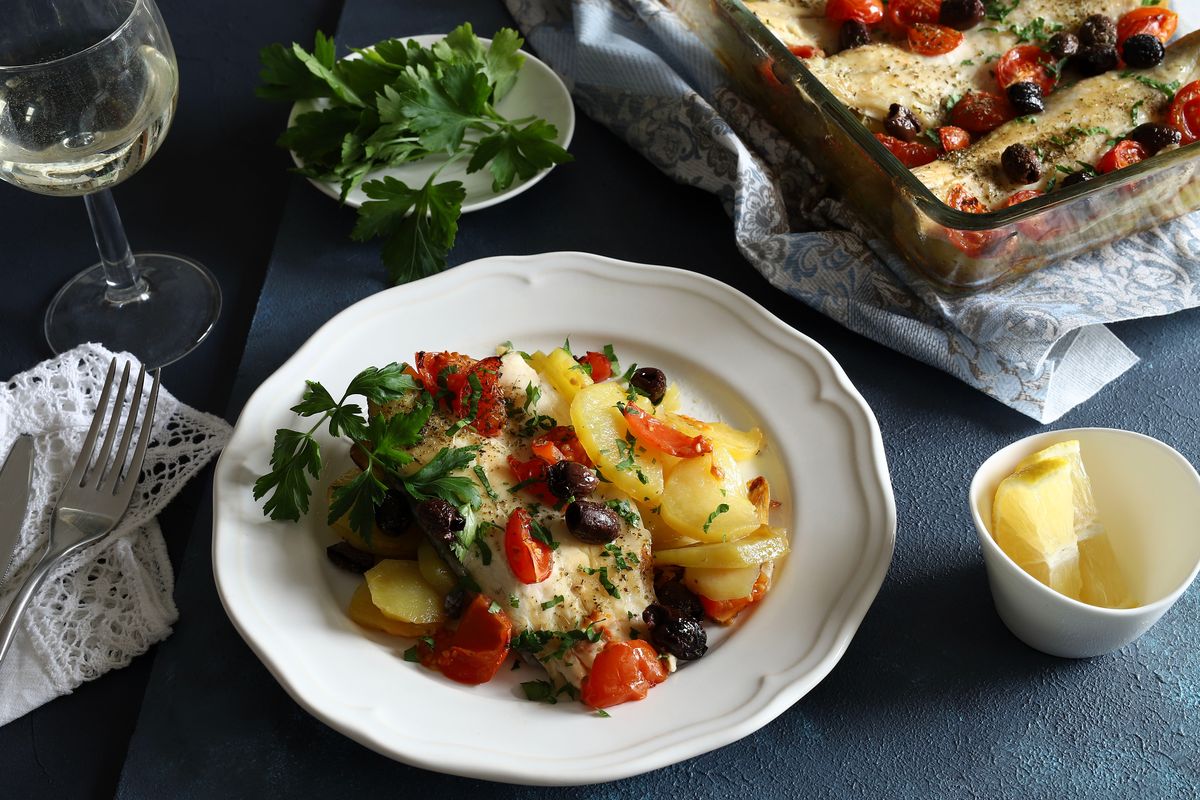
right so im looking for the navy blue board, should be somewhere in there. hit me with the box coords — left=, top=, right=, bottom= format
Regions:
left=0, top=0, right=1185, bottom=796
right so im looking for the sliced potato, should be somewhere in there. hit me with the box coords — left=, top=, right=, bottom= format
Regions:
left=417, top=541, right=457, bottom=595
left=571, top=381, right=663, bottom=503
left=659, top=382, right=683, bottom=413
left=660, top=447, right=759, bottom=542
left=683, top=564, right=763, bottom=601
left=364, top=560, right=445, bottom=624
left=531, top=347, right=593, bottom=403
left=328, top=472, right=420, bottom=557
left=667, top=413, right=763, bottom=461
left=348, top=582, right=438, bottom=637
left=656, top=526, right=789, bottom=568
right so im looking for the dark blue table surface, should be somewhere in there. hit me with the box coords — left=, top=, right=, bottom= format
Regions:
left=2, top=0, right=1198, bottom=797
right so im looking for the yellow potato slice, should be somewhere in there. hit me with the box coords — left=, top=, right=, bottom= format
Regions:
left=328, top=473, right=420, bottom=557
left=531, top=347, right=593, bottom=403
left=666, top=413, right=763, bottom=461
left=364, top=560, right=445, bottom=625
left=660, top=447, right=759, bottom=542
left=683, top=564, right=763, bottom=601
left=417, top=541, right=457, bottom=595
left=347, top=582, right=438, bottom=637
left=571, top=381, right=664, bottom=503
left=655, top=526, right=789, bottom=568
left=659, top=382, right=683, bottom=413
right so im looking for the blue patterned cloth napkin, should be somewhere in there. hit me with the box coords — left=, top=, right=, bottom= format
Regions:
left=504, top=0, right=1200, bottom=422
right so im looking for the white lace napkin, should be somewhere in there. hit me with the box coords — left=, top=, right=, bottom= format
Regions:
left=0, top=344, right=231, bottom=725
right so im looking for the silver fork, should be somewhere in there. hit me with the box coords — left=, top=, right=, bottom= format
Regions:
left=0, top=357, right=160, bottom=665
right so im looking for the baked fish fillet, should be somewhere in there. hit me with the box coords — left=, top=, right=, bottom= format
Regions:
left=799, top=0, right=1147, bottom=127
left=913, top=29, right=1200, bottom=206
left=377, top=352, right=657, bottom=691
left=745, top=0, right=838, bottom=54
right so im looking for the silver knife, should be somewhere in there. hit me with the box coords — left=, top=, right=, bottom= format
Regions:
left=0, top=435, right=34, bottom=591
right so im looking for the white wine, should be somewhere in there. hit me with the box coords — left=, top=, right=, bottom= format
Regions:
left=0, top=45, right=176, bottom=196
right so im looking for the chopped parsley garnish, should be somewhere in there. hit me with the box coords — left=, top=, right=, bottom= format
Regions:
left=1016, top=115, right=1037, bottom=124
left=1130, top=99, right=1146, bottom=126
left=511, top=624, right=602, bottom=660
left=942, top=91, right=963, bottom=113
left=475, top=536, right=493, bottom=566
left=602, top=542, right=640, bottom=571
left=488, top=600, right=502, bottom=614
left=473, top=465, right=498, bottom=500
left=562, top=337, right=573, bottom=356
left=1121, top=71, right=1181, bottom=99
left=703, top=503, right=730, bottom=533
left=582, top=565, right=621, bottom=598
left=595, top=709, right=611, bottom=718
left=620, top=361, right=639, bottom=382
left=603, top=344, right=619, bottom=373
left=921, top=129, right=941, bottom=147
left=521, top=680, right=558, bottom=703
left=509, top=593, right=520, bottom=608
left=984, top=0, right=1020, bottom=21
left=445, top=371, right=483, bottom=434
left=541, top=595, right=565, bottom=609
left=530, top=518, right=559, bottom=551
left=604, top=498, right=642, bottom=528
left=523, top=382, right=541, bottom=413
left=1008, top=17, right=1063, bottom=43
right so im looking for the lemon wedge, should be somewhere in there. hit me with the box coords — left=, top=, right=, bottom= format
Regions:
left=992, top=456, right=1083, bottom=599
left=1014, top=441, right=1134, bottom=608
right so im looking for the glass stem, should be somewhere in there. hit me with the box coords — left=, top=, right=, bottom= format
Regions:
left=84, top=189, right=148, bottom=305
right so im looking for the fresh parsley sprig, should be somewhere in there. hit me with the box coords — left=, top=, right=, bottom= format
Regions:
left=252, top=364, right=481, bottom=540
left=259, top=24, right=573, bottom=285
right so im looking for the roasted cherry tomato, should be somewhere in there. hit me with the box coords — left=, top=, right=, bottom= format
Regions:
left=531, top=426, right=592, bottom=467
left=938, top=125, right=971, bottom=152
left=787, top=44, right=823, bottom=58
left=944, top=184, right=1003, bottom=257
left=826, top=0, right=884, bottom=24
left=418, top=594, right=513, bottom=685
left=451, top=355, right=506, bottom=437
left=414, top=351, right=474, bottom=401
left=698, top=571, right=770, bottom=624
left=579, top=640, right=669, bottom=709
left=949, top=91, right=1012, bottom=135
left=1002, top=189, right=1044, bottom=207
left=621, top=402, right=712, bottom=458
left=995, top=45, right=1058, bottom=94
left=1002, top=189, right=1059, bottom=242
left=504, top=507, right=554, bottom=584
left=506, top=455, right=559, bottom=505
left=575, top=351, right=612, bottom=382
left=887, top=0, right=939, bottom=33
left=874, top=132, right=939, bottom=167
left=1116, top=7, right=1178, bottom=46
left=1169, top=80, right=1200, bottom=145
left=907, top=22, right=963, bottom=55
left=1096, top=139, right=1149, bottom=173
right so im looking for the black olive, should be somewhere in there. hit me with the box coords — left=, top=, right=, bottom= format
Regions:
left=444, top=586, right=469, bottom=619
left=326, top=542, right=375, bottom=573
left=1072, top=45, right=1119, bottom=76
left=414, top=498, right=465, bottom=546
left=1122, top=34, right=1165, bottom=69
left=1006, top=82, right=1044, bottom=116
left=1060, top=170, right=1095, bottom=188
left=938, top=0, right=985, bottom=30
left=374, top=490, right=413, bottom=535
left=654, top=582, right=704, bottom=621
left=650, top=614, right=709, bottom=661
left=1001, top=143, right=1043, bottom=185
left=1129, top=122, right=1181, bottom=154
left=546, top=460, right=598, bottom=501
left=884, top=104, right=922, bottom=142
left=838, top=20, right=871, bottom=51
left=629, top=367, right=667, bottom=406
left=565, top=500, right=620, bottom=544
left=1046, top=32, right=1079, bottom=60
left=1078, top=14, right=1117, bottom=49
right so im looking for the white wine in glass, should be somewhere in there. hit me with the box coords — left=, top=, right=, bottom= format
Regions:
left=0, top=0, right=220, bottom=367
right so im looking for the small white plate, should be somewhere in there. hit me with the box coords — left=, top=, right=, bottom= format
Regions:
left=212, top=253, right=895, bottom=785
left=287, top=35, right=575, bottom=211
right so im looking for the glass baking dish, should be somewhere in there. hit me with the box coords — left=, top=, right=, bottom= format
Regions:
left=674, top=0, right=1200, bottom=291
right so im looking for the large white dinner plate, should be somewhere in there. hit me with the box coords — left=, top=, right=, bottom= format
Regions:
left=212, top=252, right=895, bottom=785
left=288, top=35, right=575, bottom=211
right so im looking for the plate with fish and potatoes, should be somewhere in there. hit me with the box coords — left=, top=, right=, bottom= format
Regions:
left=212, top=252, right=895, bottom=784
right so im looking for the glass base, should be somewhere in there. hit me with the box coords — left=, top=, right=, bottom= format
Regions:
left=45, top=252, right=221, bottom=368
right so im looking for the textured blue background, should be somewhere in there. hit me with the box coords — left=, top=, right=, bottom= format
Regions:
left=0, top=0, right=1195, bottom=796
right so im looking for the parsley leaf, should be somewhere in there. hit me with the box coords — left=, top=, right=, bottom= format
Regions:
left=1121, top=71, right=1181, bottom=99
left=467, top=119, right=573, bottom=192
left=541, top=595, right=565, bottom=609
left=253, top=429, right=322, bottom=521
left=352, top=175, right=466, bottom=284
left=703, top=503, right=731, bottom=533
left=582, top=566, right=621, bottom=598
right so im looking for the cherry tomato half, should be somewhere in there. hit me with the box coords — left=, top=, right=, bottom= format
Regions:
left=949, top=91, right=1013, bottom=135
left=874, top=132, right=939, bottom=167
left=1097, top=139, right=1149, bottom=173
left=1002, top=189, right=1059, bottom=242
left=579, top=640, right=668, bottom=709
left=944, top=184, right=1003, bottom=257
left=531, top=425, right=592, bottom=467
left=506, top=455, right=559, bottom=505
left=887, top=0, right=939, bottom=33
left=621, top=402, right=712, bottom=458
left=575, top=351, right=612, bottom=382
left=504, top=508, right=554, bottom=584
left=451, top=355, right=507, bottom=437
left=826, top=0, right=884, bottom=24
left=938, top=125, right=971, bottom=152
left=699, top=571, right=770, bottom=624
left=1002, top=189, right=1044, bottom=207
left=1117, top=7, right=1178, bottom=46
left=908, top=22, right=963, bottom=55
left=1169, top=80, right=1200, bottom=145
left=788, top=44, right=823, bottom=58
left=995, top=45, right=1057, bottom=94
left=418, top=594, right=513, bottom=685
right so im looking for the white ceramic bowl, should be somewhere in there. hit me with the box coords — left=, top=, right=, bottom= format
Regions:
left=969, top=427, right=1200, bottom=659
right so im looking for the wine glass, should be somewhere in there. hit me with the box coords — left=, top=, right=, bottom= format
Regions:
left=0, top=0, right=220, bottom=368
